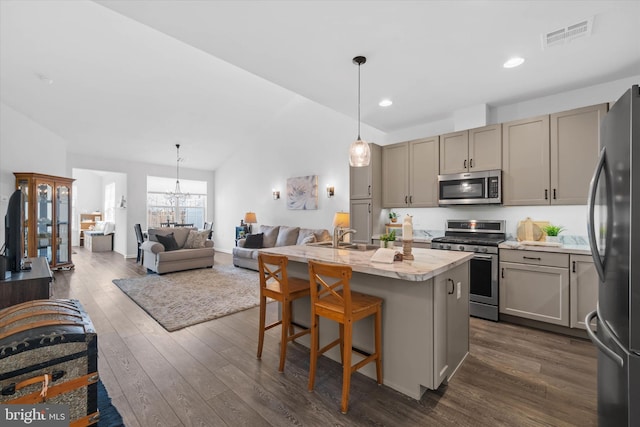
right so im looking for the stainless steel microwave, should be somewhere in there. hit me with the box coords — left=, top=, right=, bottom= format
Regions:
left=438, top=169, right=502, bottom=205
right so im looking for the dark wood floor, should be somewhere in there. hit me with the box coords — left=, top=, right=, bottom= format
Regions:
left=51, top=248, right=597, bottom=426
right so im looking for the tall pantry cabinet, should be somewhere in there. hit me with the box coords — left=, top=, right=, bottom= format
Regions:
left=350, top=143, right=382, bottom=244
left=15, top=172, right=75, bottom=270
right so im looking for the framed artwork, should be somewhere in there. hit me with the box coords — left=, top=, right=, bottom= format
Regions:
left=286, top=175, right=318, bottom=210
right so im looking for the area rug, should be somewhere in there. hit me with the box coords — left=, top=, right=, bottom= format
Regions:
left=112, top=265, right=260, bottom=332
left=98, top=380, right=124, bottom=427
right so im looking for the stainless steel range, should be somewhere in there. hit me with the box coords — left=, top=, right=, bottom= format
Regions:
left=430, top=219, right=506, bottom=321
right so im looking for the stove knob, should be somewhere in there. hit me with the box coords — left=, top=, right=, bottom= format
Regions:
left=459, top=245, right=465, bottom=251
left=473, top=246, right=479, bottom=252
left=444, top=244, right=451, bottom=250
left=480, top=247, right=488, bottom=253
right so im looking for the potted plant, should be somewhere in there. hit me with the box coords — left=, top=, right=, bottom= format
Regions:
left=379, top=230, right=396, bottom=248
left=388, top=211, right=399, bottom=223
left=542, top=224, right=565, bottom=243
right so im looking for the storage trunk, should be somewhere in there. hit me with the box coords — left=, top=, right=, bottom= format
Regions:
left=0, top=299, right=99, bottom=426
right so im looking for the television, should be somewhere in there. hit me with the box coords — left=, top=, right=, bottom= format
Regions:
left=3, top=189, right=24, bottom=272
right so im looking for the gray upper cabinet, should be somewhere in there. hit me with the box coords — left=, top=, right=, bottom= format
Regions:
left=350, top=143, right=382, bottom=243
left=383, top=137, right=439, bottom=208
left=439, top=124, right=502, bottom=175
left=502, top=114, right=551, bottom=205
left=550, top=103, right=608, bottom=205
left=503, top=103, right=607, bottom=206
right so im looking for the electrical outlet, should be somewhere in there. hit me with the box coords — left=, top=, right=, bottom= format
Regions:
left=0, top=194, right=8, bottom=203
left=457, top=282, right=461, bottom=299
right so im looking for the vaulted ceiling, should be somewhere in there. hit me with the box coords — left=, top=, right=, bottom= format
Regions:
left=1, top=1, right=638, bottom=170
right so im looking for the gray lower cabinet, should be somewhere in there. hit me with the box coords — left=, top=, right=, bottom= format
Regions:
left=569, top=254, right=598, bottom=330
left=499, top=249, right=570, bottom=326
left=434, top=262, right=469, bottom=386
left=349, top=199, right=373, bottom=243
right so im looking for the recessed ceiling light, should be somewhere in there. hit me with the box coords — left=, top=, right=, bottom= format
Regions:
left=379, top=99, right=393, bottom=107
left=503, top=57, right=525, bottom=68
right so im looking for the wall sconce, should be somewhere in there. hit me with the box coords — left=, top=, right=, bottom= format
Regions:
left=326, top=186, right=335, bottom=198
left=272, top=189, right=280, bottom=200
left=119, top=195, right=127, bottom=209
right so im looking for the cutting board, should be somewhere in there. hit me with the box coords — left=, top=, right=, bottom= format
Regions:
left=516, top=218, right=550, bottom=242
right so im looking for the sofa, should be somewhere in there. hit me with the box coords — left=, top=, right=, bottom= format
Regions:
left=141, top=227, right=215, bottom=274
left=233, top=225, right=331, bottom=271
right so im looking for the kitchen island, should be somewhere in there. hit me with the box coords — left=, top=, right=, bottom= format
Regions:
left=260, top=245, right=473, bottom=400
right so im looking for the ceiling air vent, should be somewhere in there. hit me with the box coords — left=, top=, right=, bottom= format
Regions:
left=542, top=17, right=593, bottom=49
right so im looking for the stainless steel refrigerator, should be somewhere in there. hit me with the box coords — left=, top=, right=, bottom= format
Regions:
left=586, top=84, right=639, bottom=426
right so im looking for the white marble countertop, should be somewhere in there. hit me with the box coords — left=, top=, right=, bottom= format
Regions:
left=499, top=240, right=592, bottom=255
left=259, top=245, right=474, bottom=282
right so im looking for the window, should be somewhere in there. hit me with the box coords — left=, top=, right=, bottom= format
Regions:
left=104, top=182, right=115, bottom=222
left=146, top=176, right=207, bottom=228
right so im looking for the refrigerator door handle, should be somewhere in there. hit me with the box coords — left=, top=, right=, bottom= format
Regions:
left=585, top=308, right=624, bottom=367
left=587, top=147, right=607, bottom=282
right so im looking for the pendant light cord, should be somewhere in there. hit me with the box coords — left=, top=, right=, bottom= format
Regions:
left=357, top=61, right=361, bottom=141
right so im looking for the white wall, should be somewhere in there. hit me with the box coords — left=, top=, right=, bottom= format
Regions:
left=214, top=95, right=385, bottom=253
left=0, top=102, right=68, bottom=246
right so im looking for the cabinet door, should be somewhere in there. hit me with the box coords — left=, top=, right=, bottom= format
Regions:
left=570, top=254, right=599, bottom=330
left=499, top=261, right=569, bottom=326
left=433, top=273, right=449, bottom=387
left=55, top=183, right=71, bottom=265
left=502, top=115, right=550, bottom=205
left=439, top=131, right=469, bottom=174
left=34, top=180, right=54, bottom=262
left=409, top=136, right=439, bottom=207
left=382, top=143, right=409, bottom=207
left=468, top=124, right=502, bottom=172
left=550, top=103, right=608, bottom=205
left=350, top=160, right=373, bottom=199
left=349, top=199, right=372, bottom=244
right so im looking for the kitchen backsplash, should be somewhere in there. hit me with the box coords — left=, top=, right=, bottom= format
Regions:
left=386, top=204, right=589, bottom=240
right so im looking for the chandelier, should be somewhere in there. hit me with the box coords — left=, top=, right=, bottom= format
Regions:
left=166, top=143, right=189, bottom=204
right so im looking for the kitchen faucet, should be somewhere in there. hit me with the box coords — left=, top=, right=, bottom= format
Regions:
left=333, top=227, right=357, bottom=248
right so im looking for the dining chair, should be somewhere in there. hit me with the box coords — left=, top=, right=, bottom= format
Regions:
left=307, top=260, right=383, bottom=414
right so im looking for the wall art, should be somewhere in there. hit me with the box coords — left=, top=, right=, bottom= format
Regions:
left=286, top=175, right=318, bottom=210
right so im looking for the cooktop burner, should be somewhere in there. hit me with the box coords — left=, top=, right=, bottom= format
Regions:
left=432, top=219, right=507, bottom=247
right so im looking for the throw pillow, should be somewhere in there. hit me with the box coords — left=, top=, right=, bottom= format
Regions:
left=275, top=226, right=300, bottom=247
left=301, top=234, right=316, bottom=244
left=156, top=233, right=179, bottom=251
left=244, top=233, right=264, bottom=249
left=259, top=225, right=280, bottom=248
left=184, top=230, right=210, bottom=249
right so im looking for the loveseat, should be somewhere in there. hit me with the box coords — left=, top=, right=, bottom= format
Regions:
left=233, top=225, right=331, bottom=271
left=141, top=227, right=215, bottom=274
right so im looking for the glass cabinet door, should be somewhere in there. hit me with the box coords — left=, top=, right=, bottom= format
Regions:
left=56, top=185, right=70, bottom=264
left=17, top=180, right=29, bottom=259
left=36, top=182, right=53, bottom=262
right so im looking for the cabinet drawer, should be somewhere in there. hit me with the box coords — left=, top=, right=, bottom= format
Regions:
left=500, top=249, right=568, bottom=268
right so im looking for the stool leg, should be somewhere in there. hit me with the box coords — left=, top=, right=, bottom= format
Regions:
left=308, top=313, right=319, bottom=391
left=257, top=294, right=266, bottom=359
left=341, top=321, right=353, bottom=414
left=279, top=299, right=290, bottom=372
left=375, top=307, right=383, bottom=384
left=338, top=323, right=345, bottom=364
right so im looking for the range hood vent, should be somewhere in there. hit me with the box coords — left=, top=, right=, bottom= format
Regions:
left=542, top=17, right=593, bottom=49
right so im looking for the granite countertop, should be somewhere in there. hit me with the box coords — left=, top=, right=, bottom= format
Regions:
left=499, top=236, right=591, bottom=255
left=259, top=245, right=473, bottom=282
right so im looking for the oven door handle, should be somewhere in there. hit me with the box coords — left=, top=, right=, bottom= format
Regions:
left=473, top=255, right=494, bottom=259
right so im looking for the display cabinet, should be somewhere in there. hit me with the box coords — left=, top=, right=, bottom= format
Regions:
left=14, top=172, right=75, bottom=270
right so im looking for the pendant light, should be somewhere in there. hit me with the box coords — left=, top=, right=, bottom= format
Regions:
left=349, top=56, right=371, bottom=167
left=166, top=143, right=189, bottom=204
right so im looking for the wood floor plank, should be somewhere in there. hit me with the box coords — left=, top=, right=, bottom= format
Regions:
left=47, top=248, right=596, bottom=426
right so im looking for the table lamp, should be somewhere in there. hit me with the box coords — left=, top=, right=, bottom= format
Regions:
left=333, top=212, right=350, bottom=229
left=244, top=212, right=257, bottom=233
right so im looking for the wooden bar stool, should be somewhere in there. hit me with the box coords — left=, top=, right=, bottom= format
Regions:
left=307, top=260, right=383, bottom=414
left=257, top=253, right=311, bottom=372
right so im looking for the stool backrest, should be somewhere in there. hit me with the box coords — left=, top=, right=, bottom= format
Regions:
left=258, top=253, right=292, bottom=294
left=134, top=223, right=144, bottom=245
left=308, top=260, right=354, bottom=319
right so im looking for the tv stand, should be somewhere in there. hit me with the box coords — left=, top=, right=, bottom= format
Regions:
left=0, top=257, right=53, bottom=309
